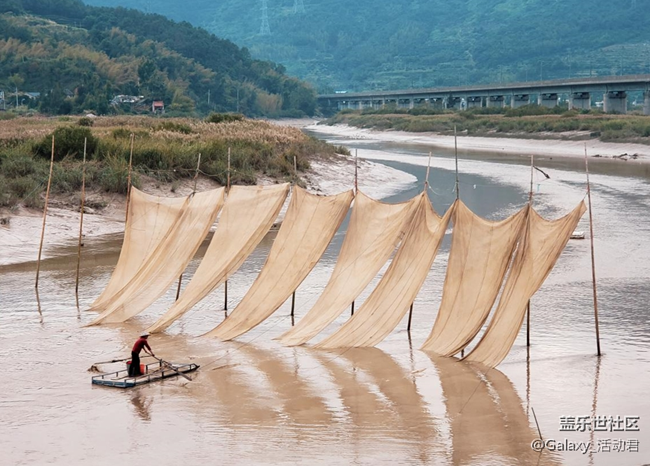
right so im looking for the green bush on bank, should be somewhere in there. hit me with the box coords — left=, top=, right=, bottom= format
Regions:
left=34, top=126, right=99, bottom=161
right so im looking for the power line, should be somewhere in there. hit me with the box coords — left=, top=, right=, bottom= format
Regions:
left=260, top=0, right=271, bottom=35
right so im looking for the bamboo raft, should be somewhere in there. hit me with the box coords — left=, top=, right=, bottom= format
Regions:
left=91, top=361, right=199, bottom=388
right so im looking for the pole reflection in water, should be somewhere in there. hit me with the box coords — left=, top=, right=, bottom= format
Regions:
left=428, top=355, right=562, bottom=466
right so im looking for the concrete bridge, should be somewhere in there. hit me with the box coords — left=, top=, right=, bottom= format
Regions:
left=318, top=74, right=650, bottom=115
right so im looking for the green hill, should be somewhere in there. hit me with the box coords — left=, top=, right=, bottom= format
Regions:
left=0, top=0, right=317, bottom=116
left=83, top=0, right=650, bottom=92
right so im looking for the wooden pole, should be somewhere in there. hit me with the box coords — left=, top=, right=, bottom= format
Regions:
left=224, top=280, right=228, bottom=311
left=227, top=147, right=231, bottom=193
left=224, top=150, right=230, bottom=313
left=124, top=133, right=134, bottom=222
left=291, top=291, right=296, bottom=318
left=35, top=136, right=55, bottom=289
left=351, top=300, right=355, bottom=316
left=526, top=301, right=531, bottom=347
left=527, top=154, right=534, bottom=347
left=528, top=155, right=534, bottom=216
left=193, top=152, right=201, bottom=194
left=454, top=126, right=459, bottom=200
left=175, top=274, right=183, bottom=301
left=173, top=152, right=203, bottom=300
left=407, top=303, right=414, bottom=332
left=424, top=151, right=432, bottom=191
left=354, top=149, right=358, bottom=194
left=585, top=147, right=602, bottom=356
left=75, top=138, right=87, bottom=295
left=293, top=155, right=297, bottom=173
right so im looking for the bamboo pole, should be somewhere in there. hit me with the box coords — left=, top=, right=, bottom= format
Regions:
left=35, top=136, right=55, bottom=289
left=527, top=155, right=534, bottom=347
left=75, top=138, right=87, bottom=295
left=193, top=153, right=201, bottom=193
left=585, top=147, right=602, bottom=356
left=526, top=301, right=531, bottom=347
left=354, top=149, right=358, bottom=194
left=227, top=147, right=231, bottom=193
left=407, top=303, right=414, bottom=332
left=425, top=151, right=432, bottom=190
left=454, top=126, right=459, bottom=200
left=222, top=149, right=231, bottom=313
left=174, top=152, right=203, bottom=298
left=124, top=133, right=134, bottom=222
left=175, top=274, right=183, bottom=301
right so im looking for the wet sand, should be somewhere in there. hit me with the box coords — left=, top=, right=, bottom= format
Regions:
left=1, top=132, right=650, bottom=465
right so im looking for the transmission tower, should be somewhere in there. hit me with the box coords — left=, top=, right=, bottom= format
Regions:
left=293, top=0, right=305, bottom=14
left=260, top=0, right=271, bottom=35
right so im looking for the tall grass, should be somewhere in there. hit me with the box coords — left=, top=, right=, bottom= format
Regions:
left=0, top=116, right=337, bottom=209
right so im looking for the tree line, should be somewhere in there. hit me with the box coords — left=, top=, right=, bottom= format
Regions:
left=0, top=0, right=317, bottom=116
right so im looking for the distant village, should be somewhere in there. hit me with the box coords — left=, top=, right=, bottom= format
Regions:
left=0, top=89, right=165, bottom=114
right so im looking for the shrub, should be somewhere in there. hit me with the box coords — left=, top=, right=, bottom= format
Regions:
left=34, top=126, right=99, bottom=161
left=155, top=121, right=193, bottom=134
left=51, top=164, right=84, bottom=193
left=334, top=145, right=351, bottom=156
left=77, top=117, right=94, bottom=127
left=8, top=176, right=42, bottom=207
left=205, top=113, right=245, bottom=124
left=97, top=154, right=139, bottom=194
left=0, top=155, right=39, bottom=178
left=112, top=128, right=131, bottom=139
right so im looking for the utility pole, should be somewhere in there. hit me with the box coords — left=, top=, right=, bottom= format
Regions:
left=207, top=89, right=211, bottom=106
left=15, top=86, right=19, bottom=109
left=293, top=0, right=305, bottom=14
left=260, top=0, right=271, bottom=35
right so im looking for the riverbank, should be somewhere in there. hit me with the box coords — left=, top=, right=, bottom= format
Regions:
left=306, top=122, right=650, bottom=167
left=0, top=146, right=414, bottom=267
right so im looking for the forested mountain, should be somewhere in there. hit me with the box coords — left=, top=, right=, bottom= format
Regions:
left=84, top=0, right=650, bottom=92
left=0, top=0, right=316, bottom=116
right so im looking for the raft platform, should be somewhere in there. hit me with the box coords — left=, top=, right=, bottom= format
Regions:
left=91, top=361, right=199, bottom=389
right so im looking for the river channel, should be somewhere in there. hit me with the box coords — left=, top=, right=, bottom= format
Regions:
left=1, top=128, right=649, bottom=465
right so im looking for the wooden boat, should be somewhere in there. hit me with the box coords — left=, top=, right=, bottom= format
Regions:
left=91, top=361, right=199, bottom=389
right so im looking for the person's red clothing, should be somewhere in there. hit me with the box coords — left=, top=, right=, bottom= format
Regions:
left=132, top=337, right=152, bottom=354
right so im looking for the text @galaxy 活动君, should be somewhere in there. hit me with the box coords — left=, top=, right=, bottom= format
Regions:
left=531, top=438, right=639, bottom=454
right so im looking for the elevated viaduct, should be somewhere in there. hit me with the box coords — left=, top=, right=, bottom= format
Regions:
left=318, top=74, right=650, bottom=115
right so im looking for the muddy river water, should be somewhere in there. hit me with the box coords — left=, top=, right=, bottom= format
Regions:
left=1, top=130, right=649, bottom=465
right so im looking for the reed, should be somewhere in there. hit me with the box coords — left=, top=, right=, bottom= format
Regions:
left=0, top=116, right=337, bottom=210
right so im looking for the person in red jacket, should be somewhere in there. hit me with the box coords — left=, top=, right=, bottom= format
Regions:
left=129, top=332, right=155, bottom=376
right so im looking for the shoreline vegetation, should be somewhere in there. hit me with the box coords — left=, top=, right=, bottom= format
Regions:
left=325, top=105, right=650, bottom=146
left=0, top=115, right=342, bottom=212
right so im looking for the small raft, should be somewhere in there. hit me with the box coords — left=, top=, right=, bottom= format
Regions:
left=91, top=361, right=199, bottom=389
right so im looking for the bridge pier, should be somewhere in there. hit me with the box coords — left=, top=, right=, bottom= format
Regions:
left=446, top=96, right=462, bottom=109
left=511, top=94, right=530, bottom=109
left=538, top=93, right=559, bottom=108
left=603, top=91, right=627, bottom=114
left=569, top=92, right=591, bottom=111
left=643, top=91, right=650, bottom=115
left=466, top=96, right=483, bottom=109
left=430, top=97, right=445, bottom=109
left=486, top=95, right=505, bottom=108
